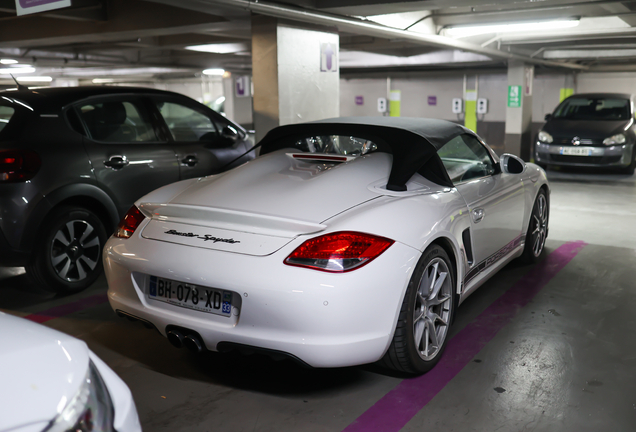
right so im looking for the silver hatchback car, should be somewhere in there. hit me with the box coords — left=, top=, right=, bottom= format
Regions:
left=535, top=93, right=636, bottom=174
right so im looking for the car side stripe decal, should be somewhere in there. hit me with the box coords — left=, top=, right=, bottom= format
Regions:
left=463, top=234, right=524, bottom=285
left=341, top=240, right=586, bottom=432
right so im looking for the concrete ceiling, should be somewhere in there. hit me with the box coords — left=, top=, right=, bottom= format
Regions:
left=2, top=0, right=636, bottom=84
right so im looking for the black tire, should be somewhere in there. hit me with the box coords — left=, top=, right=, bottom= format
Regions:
left=520, top=189, right=549, bottom=264
left=380, top=244, right=456, bottom=374
left=620, top=156, right=635, bottom=175
left=26, top=206, right=107, bottom=294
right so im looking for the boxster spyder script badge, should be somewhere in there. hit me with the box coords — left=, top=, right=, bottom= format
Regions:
left=164, top=229, right=240, bottom=244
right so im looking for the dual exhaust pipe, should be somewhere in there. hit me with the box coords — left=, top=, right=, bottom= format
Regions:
left=167, top=329, right=204, bottom=353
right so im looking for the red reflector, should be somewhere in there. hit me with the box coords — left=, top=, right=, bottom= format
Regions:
left=115, top=206, right=146, bottom=239
left=284, top=231, right=394, bottom=272
left=0, top=149, right=41, bottom=183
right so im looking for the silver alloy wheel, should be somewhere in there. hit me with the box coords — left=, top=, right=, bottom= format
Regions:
left=49, top=220, right=101, bottom=282
left=531, top=194, right=548, bottom=257
left=413, top=258, right=452, bottom=361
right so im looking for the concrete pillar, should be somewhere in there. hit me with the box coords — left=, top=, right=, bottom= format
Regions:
left=251, top=15, right=339, bottom=142
left=222, top=75, right=253, bottom=129
left=504, top=61, right=534, bottom=160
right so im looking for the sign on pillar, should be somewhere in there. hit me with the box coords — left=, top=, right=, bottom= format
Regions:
left=320, top=43, right=338, bottom=72
left=524, top=66, right=533, bottom=96
left=235, top=76, right=251, bottom=98
left=16, top=0, right=70, bottom=15
left=464, top=90, right=477, bottom=132
left=508, top=85, right=522, bottom=108
left=389, top=90, right=401, bottom=117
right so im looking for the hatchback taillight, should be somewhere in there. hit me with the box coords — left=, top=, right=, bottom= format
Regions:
left=284, top=231, right=394, bottom=272
left=0, top=149, right=41, bottom=182
left=115, top=206, right=146, bottom=239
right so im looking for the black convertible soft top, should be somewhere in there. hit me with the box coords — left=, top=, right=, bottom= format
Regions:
left=257, top=117, right=477, bottom=190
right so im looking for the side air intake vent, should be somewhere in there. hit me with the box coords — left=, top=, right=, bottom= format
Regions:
left=462, top=228, right=473, bottom=265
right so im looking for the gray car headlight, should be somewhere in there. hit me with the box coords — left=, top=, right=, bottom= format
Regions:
left=603, top=133, right=626, bottom=145
left=45, top=361, right=114, bottom=432
left=538, top=131, right=553, bottom=143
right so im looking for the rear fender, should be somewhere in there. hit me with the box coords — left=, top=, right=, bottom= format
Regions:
left=20, top=183, right=119, bottom=251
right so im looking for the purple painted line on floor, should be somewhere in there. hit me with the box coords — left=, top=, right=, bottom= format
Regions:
left=24, top=293, right=109, bottom=324
left=343, top=240, right=587, bottom=432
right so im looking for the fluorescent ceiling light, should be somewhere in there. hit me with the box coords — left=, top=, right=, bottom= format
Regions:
left=0, top=66, right=35, bottom=74
left=92, top=78, right=114, bottom=83
left=202, top=68, right=225, bottom=76
left=59, top=67, right=188, bottom=77
left=446, top=19, right=580, bottom=38
left=543, top=49, right=636, bottom=59
left=186, top=43, right=249, bottom=54
left=17, top=76, right=52, bottom=82
left=0, top=59, right=18, bottom=64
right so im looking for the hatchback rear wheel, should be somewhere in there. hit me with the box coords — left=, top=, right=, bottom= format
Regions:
left=26, top=206, right=107, bottom=294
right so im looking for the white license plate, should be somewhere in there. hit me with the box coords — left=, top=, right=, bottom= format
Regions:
left=147, top=275, right=232, bottom=316
left=560, top=147, right=592, bottom=156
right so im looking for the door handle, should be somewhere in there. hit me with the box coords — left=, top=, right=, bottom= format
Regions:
left=472, top=208, right=485, bottom=223
left=181, top=155, right=198, bottom=167
left=103, top=155, right=129, bottom=170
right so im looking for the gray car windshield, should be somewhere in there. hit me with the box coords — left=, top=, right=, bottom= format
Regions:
left=294, top=135, right=378, bottom=156
left=553, top=97, right=631, bottom=120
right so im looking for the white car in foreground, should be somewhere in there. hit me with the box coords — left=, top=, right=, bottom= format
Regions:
left=104, top=117, right=549, bottom=374
left=0, top=313, right=141, bottom=432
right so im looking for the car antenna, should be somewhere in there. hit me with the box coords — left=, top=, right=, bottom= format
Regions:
left=9, top=74, right=28, bottom=91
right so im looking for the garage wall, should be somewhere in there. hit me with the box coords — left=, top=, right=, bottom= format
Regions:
left=577, top=72, right=636, bottom=94
left=340, top=71, right=636, bottom=155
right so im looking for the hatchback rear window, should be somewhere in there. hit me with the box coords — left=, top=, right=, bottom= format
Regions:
left=554, top=97, right=631, bottom=121
left=0, top=105, right=15, bottom=134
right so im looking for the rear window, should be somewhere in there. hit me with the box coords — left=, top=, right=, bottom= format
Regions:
left=0, top=105, right=15, bottom=134
left=293, top=135, right=377, bottom=156
left=554, top=97, right=631, bottom=121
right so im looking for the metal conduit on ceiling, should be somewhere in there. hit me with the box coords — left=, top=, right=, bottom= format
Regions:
left=200, top=0, right=589, bottom=70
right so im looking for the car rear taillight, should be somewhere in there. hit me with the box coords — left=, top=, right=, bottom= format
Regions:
left=0, top=149, right=41, bottom=182
left=284, top=231, right=394, bottom=272
left=115, top=206, right=146, bottom=239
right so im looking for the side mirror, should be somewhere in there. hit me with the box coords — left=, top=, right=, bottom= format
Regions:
left=500, top=153, right=526, bottom=175
left=544, top=113, right=552, bottom=121
left=221, top=125, right=239, bottom=141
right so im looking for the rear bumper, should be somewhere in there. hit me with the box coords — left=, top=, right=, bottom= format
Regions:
left=535, top=142, right=634, bottom=167
left=103, top=232, right=420, bottom=368
left=0, top=228, right=30, bottom=267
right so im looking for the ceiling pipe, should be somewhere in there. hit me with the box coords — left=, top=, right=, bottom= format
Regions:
left=201, top=0, right=588, bottom=70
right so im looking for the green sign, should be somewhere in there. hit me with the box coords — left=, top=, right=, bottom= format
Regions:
left=508, top=85, right=521, bottom=107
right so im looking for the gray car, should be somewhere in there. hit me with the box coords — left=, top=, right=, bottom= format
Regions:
left=0, top=86, right=254, bottom=294
left=534, top=93, right=636, bottom=174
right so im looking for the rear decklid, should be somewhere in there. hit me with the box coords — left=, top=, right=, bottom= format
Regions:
left=139, top=150, right=392, bottom=255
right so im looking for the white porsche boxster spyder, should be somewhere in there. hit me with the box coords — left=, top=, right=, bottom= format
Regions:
left=104, top=117, right=549, bottom=374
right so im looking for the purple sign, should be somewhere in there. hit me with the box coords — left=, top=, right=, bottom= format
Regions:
left=17, top=0, right=70, bottom=15
left=355, top=96, right=364, bottom=106
left=20, top=0, right=63, bottom=6
left=320, top=43, right=338, bottom=72
left=428, top=96, right=437, bottom=106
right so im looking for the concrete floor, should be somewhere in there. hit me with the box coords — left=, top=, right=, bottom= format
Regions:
left=1, top=167, right=636, bottom=432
